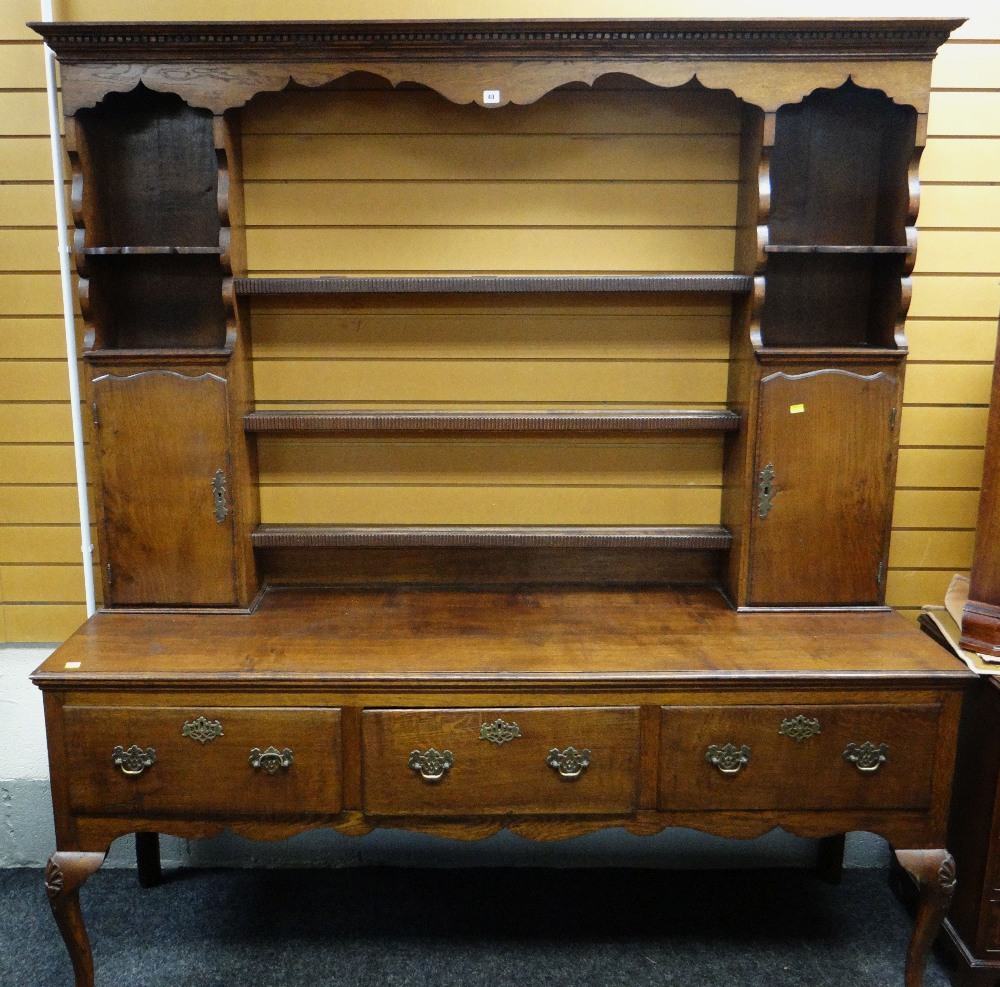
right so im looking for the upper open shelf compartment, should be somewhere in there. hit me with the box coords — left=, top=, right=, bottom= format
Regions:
left=82, top=253, right=227, bottom=351
left=73, top=87, right=229, bottom=351
left=767, top=84, right=916, bottom=251
left=760, top=83, right=917, bottom=350
left=75, top=87, right=221, bottom=250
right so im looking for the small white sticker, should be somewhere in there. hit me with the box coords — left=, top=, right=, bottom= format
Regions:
left=64, top=661, right=82, bottom=669
left=789, top=404, right=805, bottom=414
left=483, top=89, right=501, bottom=105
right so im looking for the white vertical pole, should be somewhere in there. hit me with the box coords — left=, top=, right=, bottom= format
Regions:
left=40, top=0, right=97, bottom=618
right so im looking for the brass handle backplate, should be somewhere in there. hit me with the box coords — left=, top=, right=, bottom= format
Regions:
left=249, top=746, right=294, bottom=774
left=409, top=748, right=453, bottom=781
left=843, top=741, right=888, bottom=773
left=706, top=743, right=751, bottom=775
left=112, top=744, right=156, bottom=777
left=547, top=746, right=591, bottom=779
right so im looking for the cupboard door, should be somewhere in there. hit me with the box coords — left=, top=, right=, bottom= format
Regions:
left=92, top=371, right=238, bottom=606
left=748, top=369, right=899, bottom=606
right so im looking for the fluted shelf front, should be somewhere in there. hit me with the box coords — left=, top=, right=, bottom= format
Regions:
left=234, top=274, right=753, bottom=295
left=252, top=525, right=733, bottom=550
left=245, top=409, right=741, bottom=435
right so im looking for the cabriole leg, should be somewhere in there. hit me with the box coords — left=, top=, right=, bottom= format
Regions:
left=44, top=850, right=107, bottom=987
left=894, top=848, right=956, bottom=987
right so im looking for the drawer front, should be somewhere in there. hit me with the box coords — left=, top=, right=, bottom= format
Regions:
left=362, top=707, right=639, bottom=816
left=62, top=706, right=342, bottom=817
left=659, top=704, right=941, bottom=812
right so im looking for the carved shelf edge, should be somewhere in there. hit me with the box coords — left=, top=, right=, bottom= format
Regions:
left=764, top=245, right=912, bottom=255
left=83, top=347, right=233, bottom=367
left=753, top=347, right=907, bottom=366
left=245, top=409, right=741, bottom=435
left=234, top=275, right=752, bottom=296
left=252, top=524, right=733, bottom=550
left=80, top=245, right=224, bottom=255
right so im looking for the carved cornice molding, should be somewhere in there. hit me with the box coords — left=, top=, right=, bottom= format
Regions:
left=35, top=19, right=962, bottom=114
left=31, top=19, right=963, bottom=62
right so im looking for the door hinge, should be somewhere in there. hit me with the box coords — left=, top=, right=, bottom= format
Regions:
left=106, top=562, right=113, bottom=587
left=889, top=407, right=897, bottom=431
left=92, top=402, right=99, bottom=428
left=876, top=559, right=885, bottom=587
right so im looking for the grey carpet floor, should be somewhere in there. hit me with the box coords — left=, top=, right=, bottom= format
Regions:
left=0, top=866, right=953, bottom=986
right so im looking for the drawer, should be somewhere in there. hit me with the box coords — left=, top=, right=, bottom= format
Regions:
left=658, top=704, right=941, bottom=812
left=362, top=707, right=639, bottom=816
left=62, top=705, right=342, bottom=818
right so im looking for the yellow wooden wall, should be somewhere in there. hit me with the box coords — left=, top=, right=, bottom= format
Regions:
left=1, top=0, right=998, bottom=642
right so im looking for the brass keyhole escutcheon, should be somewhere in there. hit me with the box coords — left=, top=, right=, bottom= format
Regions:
left=778, top=716, right=821, bottom=742
left=479, top=718, right=521, bottom=745
left=757, top=463, right=776, bottom=519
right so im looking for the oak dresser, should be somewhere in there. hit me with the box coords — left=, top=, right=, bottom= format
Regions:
left=29, top=18, right=970, bottom=986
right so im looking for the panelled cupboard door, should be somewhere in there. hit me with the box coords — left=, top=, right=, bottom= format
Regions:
left=91, top=370, right=238, bottom=607
left=748, top=369, right=899, bottom=606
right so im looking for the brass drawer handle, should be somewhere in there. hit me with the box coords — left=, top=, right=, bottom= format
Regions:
left=843, top=741, right=888, bottom=773
left=249, top=746, right=294, bottom=775
left=182, top=716, right=224, bottom=744
left=706, top=743, right=751, bottom=775
left=547, top=746, right=591, bottom=779
left=778, top=715, right=821, bottom=742
left=480, top=718, right=522, bottom=745
left=112, top=745, right=156, bottom=777
left=409, top=748, right=453, bottom=781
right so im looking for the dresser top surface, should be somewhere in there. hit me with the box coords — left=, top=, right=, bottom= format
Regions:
left=33, top=586, right=969, bottom=691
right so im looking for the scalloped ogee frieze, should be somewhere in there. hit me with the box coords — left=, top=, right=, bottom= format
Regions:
left=70, top=809, right=933, bottom=849
left=60, top=58, right=936, bottom=116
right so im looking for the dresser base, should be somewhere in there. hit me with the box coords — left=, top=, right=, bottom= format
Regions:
left=33, top=586, right=971, bottom=985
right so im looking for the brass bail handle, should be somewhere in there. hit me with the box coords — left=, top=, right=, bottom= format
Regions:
left=409, top=748, right=454, bottom=781
left=249, top=746, right=294, bottom=774
left=706, top=743, right=751, bottom=776
left=843, top=741, right=888, bottom=773
left=112, top=745, right=157, bottom=777
left=547, top=746, right=591, bottom=779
